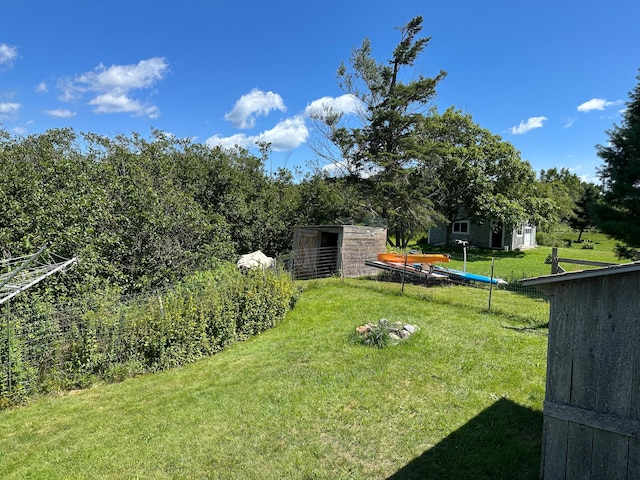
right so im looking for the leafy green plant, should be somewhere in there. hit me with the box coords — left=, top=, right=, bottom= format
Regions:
left=1, top=263, right=295, bottom=407
left=615, top=243, right=637, bottom=260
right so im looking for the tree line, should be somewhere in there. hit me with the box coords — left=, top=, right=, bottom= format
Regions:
left=2, top=16, right=637, bottom=299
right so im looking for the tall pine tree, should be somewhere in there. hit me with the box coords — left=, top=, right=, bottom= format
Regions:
left=593, top=70, right=640, bottom=249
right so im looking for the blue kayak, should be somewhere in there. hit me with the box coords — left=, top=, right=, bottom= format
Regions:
left=432, top=266, right=507, bottom=286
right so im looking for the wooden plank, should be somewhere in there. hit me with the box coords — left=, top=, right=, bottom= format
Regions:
left=564, top=278, right=598, bottom=478
left=570, top=278, right=600, bottom=410
left=557, top=257, right=617, bottom=267
left=544, top=401, right=640, bottom=437
left=629, top=272, right=640, bottom=479
left=629, top=437, right=640, bottom=480
left=595, top=274, right=634, bottom=418
left=541, top=417, right=568, bottom=479
left=540, top=283, right=571, bottom=477
left=545, top=282, right=574, bottom=404
left=627, top=270, right=640, bottom=423
left=592, top=429, right=628, bottom=480
left=592, top=272, right=636, bottom=479
left=566, top=423, right=593, bottom=480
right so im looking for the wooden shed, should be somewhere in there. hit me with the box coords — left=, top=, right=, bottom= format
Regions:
left=291, top=225, right=387, bottom=280
left=521, top=262, right=640, bottom=479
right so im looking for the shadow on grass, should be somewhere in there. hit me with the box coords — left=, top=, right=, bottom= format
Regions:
left=387, top=398, right=543, bottom=480
left=503, top=322, right=549, bottom=333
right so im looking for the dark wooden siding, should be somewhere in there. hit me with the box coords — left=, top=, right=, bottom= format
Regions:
left=539, top=271, right=640, bottom=479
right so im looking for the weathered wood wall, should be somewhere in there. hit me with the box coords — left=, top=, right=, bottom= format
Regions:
left=339, top=225, right=387, bottom=277
left=291, top=225, right=387, bottom=279
left=538, top=270, right=640, bottom=479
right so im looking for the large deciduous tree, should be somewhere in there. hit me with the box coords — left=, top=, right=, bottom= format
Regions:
left=0, top=127, right=300, bottom=296
left=538, top=167, right=583, bottom=224
left=418, top=108, right=553, bottom=245
left=592, top=70, right=640, bottom=249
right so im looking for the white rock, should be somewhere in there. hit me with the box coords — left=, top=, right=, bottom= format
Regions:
left=403, top=324, right=418, bottom=334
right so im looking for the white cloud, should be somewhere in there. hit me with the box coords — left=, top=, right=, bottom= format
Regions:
left=205, top=133, right=252, bottom=150
left=254, top=115, right=308, bottom=150
left=562, top=117, right=575, bottom=128
left=509, top=116, right=547, bottom=135
left=0, top=102, right=20, bottom=119
left=0, top=44, right=17, bottom=68
left=77, top=57, right=168, bottom=91
left=11, top=126, right=28, bottom=136
left=577, top=98, right=623, bottom=112
left=305, top=94, right=362, bottom=118
left=88, top=92, right=159, bottom=118
left=35, top=82, right=48, bottom=93
left=44, top=108, right=76, bottom=119
left=207, top=93, right=359, bottom=156
left=206, top=115, right=309, bottom=152
left=58, top=57, right=169, bottom=118
left=224, top=89, right=286, bottom=129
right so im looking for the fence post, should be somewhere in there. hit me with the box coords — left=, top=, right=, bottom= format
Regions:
left=400, top=253, right=407, bottom=295
left=551, top=247, right=559, bottom=274
left=4, top=301, right=11, bottom=396
left=488, top=257, right=495, bottom=313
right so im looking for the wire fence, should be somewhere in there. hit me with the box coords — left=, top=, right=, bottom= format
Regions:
left=0, top=291, right=150, bottom=403
left=278, top=246, right=341, bottom=280
left=278, top=247, right=551, bottom=309
left=2, top=247, right=555, bottom=403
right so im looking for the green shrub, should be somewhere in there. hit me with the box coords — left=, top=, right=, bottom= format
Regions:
left=535, top=231, right=563, bottom=247
left=1, top=263, right=295, bottom=407
left=615, top=244, right=637, bottom=260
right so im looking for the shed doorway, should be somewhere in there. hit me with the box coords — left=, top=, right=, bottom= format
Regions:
left=319, top=231, right=339, bottom=276
left=291, top=225, right=387, bottom=279
left=490, top=221, right=504, bottom=249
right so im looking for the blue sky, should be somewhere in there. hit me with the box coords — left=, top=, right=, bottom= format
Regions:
left=1, top=0, right=638, bottom=182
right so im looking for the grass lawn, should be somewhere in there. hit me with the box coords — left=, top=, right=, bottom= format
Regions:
left=0, top=278, right=549, bottom=479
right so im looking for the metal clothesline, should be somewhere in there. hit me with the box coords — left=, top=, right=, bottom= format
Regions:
left=0, top=243, right=77, bottom=305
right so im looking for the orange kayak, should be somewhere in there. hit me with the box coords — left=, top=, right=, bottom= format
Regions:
left=377, top=252, right=450, bottom=264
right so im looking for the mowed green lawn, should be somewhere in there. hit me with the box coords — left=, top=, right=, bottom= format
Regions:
left=0, top=277, right=549, bottom=479
left=422, top=229, right=628, bottom=281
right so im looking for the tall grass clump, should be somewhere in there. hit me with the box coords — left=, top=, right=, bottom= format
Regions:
left=0, top=263, right=295, bottom=407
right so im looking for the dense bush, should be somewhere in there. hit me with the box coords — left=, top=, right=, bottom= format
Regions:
left=0, top=128, right=302, bottom=297
left=0, top=264, right=295, bottom=406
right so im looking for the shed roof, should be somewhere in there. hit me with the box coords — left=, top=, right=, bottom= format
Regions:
left=521, top=261, right=640, bottom=287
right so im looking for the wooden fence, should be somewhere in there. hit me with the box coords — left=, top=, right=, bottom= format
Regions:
left=549, top=247, right=618, bottom=274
